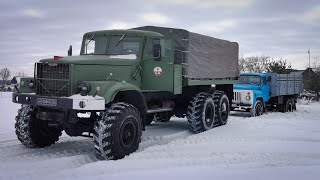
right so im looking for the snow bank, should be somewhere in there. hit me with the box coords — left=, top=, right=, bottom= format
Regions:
left=1, top=92, right=320, bottom=180
left=0, top=92, right=21, bottom=134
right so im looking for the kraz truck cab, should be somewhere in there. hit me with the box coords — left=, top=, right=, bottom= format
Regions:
left=232, top=72, right=303, bottom=116
left=13, top=26, right=240, bottom=160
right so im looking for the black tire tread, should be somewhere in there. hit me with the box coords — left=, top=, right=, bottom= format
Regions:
left=93, top=102, right=142, bottom=160
left=283, top=98, right=295, bottom=112
left=15, top=105, right=62, bottom=148
left=187, top=92, right=214, bottom=133
left=251, top=100, right=264, bottom=116
left=213, top=91, right=230, bottom=126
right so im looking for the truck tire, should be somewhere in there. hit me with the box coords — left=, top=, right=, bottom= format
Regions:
left=251, top=100, right=263, bottom=116
left=283, top=98, right=294, bottom=112
left=93, top=102, right=142, bottom=160
left=213, top=91, right=230, bottom=126
left=293, top=99, right=297, bottom=111
left=15, top=105, right=62, bottom=148
left=187, top=92, right=215, bottom=133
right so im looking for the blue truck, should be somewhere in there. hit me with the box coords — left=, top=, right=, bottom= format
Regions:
left=232, top=72, right=303, bottom=116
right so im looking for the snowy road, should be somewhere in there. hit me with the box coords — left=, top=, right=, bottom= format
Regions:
left=1, top=92, right=320, bottom=180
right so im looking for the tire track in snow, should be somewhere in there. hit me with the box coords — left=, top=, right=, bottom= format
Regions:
left=0, top=120, right=193, bottom=168
left=139, top=130, right=192, bottom=152
left=0, top=137, right=98, bottom=166
left=137, top=119, right=193, bottom=152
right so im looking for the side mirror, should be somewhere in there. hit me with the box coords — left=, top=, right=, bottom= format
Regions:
left=268, top=76, right=271, bottom=82
left=68, top=45, right=72, bottom=56
left=153, top=44, right=161, bottom=61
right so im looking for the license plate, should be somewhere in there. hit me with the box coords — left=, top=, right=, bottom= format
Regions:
left=36, top=98, right=57, bottom=107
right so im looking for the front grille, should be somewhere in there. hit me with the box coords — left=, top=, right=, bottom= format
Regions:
left=233, top=91, right=241, bottom=102
left=35, top=63, right=71, bottom=97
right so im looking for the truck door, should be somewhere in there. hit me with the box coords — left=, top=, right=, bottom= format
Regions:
left=141, top=38, right=174, bottom=92
left=261, top=77, right=270, bottom=102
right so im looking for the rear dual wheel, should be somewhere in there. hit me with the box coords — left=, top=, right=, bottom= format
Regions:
left=187, top=91, right=229, bottom=133
left=213, top=91, right=230, bottom=126
left=283, top=98, right=296, bottom=112
left=187, top=92, right=215, bottom=133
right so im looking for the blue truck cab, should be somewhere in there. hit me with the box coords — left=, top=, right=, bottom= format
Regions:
left=232, top=72, right=303, bottom=116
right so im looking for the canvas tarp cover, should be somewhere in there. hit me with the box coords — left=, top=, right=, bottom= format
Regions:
left=133, top=26, right=239, bottom=79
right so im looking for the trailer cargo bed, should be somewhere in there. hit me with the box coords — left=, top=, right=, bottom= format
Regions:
left=267, top=72, right=303, bottom=97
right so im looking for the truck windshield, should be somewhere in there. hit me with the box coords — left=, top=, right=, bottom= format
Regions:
left=108, top=36, right=140, bottom=56
left=82, top=35, right=141, bottom=58
left=239, top=75, right=261, bottom=84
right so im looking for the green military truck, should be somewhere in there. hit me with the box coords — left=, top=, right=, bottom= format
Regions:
left=13, top=26, right=239, bottom=160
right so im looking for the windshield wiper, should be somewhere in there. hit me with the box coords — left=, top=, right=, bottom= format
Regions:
left=85, top=34, right=95, bottom=53
left=115, top=34, right=127, bottom=47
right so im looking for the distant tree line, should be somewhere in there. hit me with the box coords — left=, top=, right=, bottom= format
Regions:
left=239, top=56, right=291, bottom=73
left=0, top=68, right=11, bottom=81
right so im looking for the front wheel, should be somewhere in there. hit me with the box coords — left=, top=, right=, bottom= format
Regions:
left=15, top=105, right=62, bottom=148
left=251, top=100, right=264, bottom=117
left=93, top=102, right=142, bottom=160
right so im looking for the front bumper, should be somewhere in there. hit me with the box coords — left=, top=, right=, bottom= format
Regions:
left=232, top=103, right=252, bottom=110
left=12, top=93, right=105, bottom=110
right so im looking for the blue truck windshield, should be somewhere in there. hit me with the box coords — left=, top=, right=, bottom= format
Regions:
left=239, top=75, right=261, bottom=84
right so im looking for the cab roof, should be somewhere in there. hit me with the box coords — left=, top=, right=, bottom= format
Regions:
left=240, top=73, right=268, bottom=77
left=84, top=29, right=163, bottom=38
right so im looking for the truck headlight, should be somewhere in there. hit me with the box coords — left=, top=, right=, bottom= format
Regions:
left=27, top=82, right=34, bottom=89
left=78, top=83, right=91, bottom=95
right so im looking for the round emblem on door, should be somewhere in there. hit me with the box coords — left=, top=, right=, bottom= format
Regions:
left=153, top=67, right=163, bottom=77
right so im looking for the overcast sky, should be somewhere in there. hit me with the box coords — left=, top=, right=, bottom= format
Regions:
left=1, top=0, right=320, bottom=76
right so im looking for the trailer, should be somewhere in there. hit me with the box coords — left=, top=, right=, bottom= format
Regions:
left=232, top=72, right=303, bottom=116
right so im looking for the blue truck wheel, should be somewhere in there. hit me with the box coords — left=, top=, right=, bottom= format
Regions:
left=251, top=100, right=263, bottom=117
left=283, top=98, right=295, bottom=112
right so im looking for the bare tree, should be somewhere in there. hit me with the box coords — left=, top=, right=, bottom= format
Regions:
left=266, top=58, right=291, bottom=73
left=240, top=56, right=293, bottom=74
left=239, top=56, right=270, bottom=73
left=239, top=57, right=246, bottom=72
left=0, top=68, right=11, bottom=81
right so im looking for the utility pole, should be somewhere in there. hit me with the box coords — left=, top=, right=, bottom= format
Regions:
left=308, top=49, right=311, bottom=76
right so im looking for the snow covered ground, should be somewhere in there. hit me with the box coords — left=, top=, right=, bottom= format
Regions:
left=0, top=92, right=320, bottom=180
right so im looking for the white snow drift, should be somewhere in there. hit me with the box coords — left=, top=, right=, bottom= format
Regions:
left=0, top=92, right=320, bottom=180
